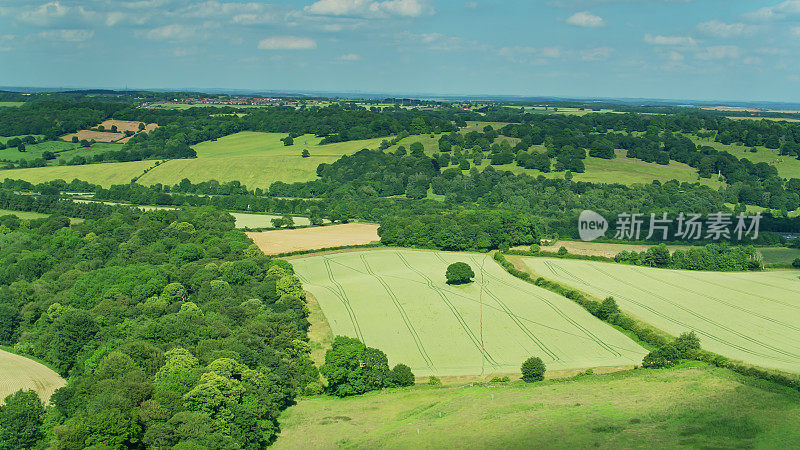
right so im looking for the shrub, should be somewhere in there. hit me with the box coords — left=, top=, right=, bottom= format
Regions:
left=641, top=345, right=680, bottom=369
left=557, top=246, right=568, bottom=256
left=389, top=363, right=415, bottom=387
left=521, top=356, right=546, bottom=382
left=793, top=258, right=800, bottom=269
left=596, top=297, right=620, bottom=320
left=529, top=244, right=541, bottom=253
left=672, top=331, right=701, bottom=357
left=428, top=376, right=442, bottom=386
left=446, top=262, right=475, bottom=285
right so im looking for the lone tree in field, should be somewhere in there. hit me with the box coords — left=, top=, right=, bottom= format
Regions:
left=301, top=149, right=310, bottom=158
left=446, top=262, right=475, bottom=285
left=389, top=363, right=415, bottom=387
left=793, top=257, right=800, bottom=268
left=521, top=356, right=546, bottom=382
left=282, top=136, right=294, bottom=146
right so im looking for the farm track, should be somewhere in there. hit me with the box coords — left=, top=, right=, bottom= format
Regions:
left=480, top=261, right=622, bottom=358
left=395, top=252, right=501, bottom=368
left=544, top=260, right=800, bottom=364
left=322, top=257, right=365, bottom=343
left=359, top=254, right=436, bottom=372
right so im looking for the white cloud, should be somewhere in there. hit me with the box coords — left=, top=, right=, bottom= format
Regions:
left=744, top=0, right=800, bottom=21
left=792, top=26, right=800, bottom=36
left=38, top=29, right=93, bottom=42
left=304, top=0, right=433, bottom=18
left=0, top=34, right=14, bottom=52
left=258, top=36, right=317, bottom=50
left=465, top=1, right=479, bottom=9
left=697, top=20, right=756, bottom=38
left=498, top=45, right=562, bottom=64
left=19, top=2, right=68, bottom=26
left=338, top=53, right=361, bottom=60
left=145, top=24, right=199, bottom=41
left=694, top=45, right=741, bottom=60
left=644, top=34, right=697, bottom=46
left=580, top=46, right=612, bottom=61
left=565, top=11, right=604, bottom=27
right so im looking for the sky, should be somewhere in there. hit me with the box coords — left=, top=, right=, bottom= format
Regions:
left=1, top=0, right=800, bottom=102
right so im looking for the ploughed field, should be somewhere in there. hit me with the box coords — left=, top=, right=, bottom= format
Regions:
left=247, top=223, right=380, bottom=254
left=522, top=258, right=800, bottom=373
left=0, top=349, right=65, bottom=403
left=291, top=249, right=647, bottom=376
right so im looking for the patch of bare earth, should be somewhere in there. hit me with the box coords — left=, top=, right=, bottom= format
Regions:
left=0, top=349, right=65, bottom=404
left=246, top=223, right=380, bottom=255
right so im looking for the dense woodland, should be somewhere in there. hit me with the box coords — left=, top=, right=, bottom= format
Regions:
left=0, top=208, right=319, bottom=447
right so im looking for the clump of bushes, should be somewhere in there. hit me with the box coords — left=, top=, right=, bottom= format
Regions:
left=320, top=336, right=415, bottom=397
left=642, top=331, right=701, bottom=369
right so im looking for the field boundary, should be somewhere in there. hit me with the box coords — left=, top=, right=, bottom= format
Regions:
left=495, top=252, right=800, bottom=392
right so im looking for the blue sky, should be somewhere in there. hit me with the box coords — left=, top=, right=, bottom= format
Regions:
left=1, top=0, right=800, bottom=102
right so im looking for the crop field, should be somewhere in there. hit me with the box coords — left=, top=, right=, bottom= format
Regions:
left=60, top=129, right=126, bottom=143
left=290, top=249, right=647, bottom=377
left=521, top=258, right=800, bottom=373
left=3, top=160, right=155, bottom=187
left=248, top=223, right=379, bottom=254
left=97, top=120, right=158, bottom=134
left=274, top=362, right=800, bottom=449
left=137, top=131, right=388, bottom=189
left=0, top=349, right=65, bottom=403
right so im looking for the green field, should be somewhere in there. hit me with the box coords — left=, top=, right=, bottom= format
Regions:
left=137, top=131, right=388, bottom=189
left=0, top=102, right=25, bottom=108
left=229, top=212, right=314, bottom=228
left=291, top=249, right=647, bottom=377
left=522, top=258, right=800, bottom=373
left=2, top=160, right=155, bottom=187
left=759, top=247, right=800, bottom=264
left=0, top=140, right=123, bottom=163
left=689, top=136, right=800, bottom=179
left=274, top=362, right=800, bottom=449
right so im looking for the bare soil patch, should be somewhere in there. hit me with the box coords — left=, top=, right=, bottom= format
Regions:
left=246, top=223, right=380, bottom=255
left=528, top=240, right=690, bottom=258
left=98, top=120, right=158, bottom=134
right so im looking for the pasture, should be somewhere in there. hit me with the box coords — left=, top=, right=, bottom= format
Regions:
left=247, top=223, right=379, bottom=254
left=521, top=258, right=800, bottom=373
left=689, top=136, right=800, bottom=179
left=0, top=140, right=123, bottom=163
left=0, top=102, right=25, bottom=108
left=290, top=249, right=647, bottom=377
left=274, top=362, right=800, bottom=449
left=0, top=349, right=65, bottom=403
left=60, top=130, right=126, bottom=143
left=137, top=131, right=388, bottom=189
left=2, top=160, right=155, bottom=187
left=229, top=212, right=312, bottom=229
left=759, top=247, right=800, bottom=265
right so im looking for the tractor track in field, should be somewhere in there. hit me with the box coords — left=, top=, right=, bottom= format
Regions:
left=543, top=260, right=800, bottom=364
left=395, top=251, right=501, bottom=368
left=544, top=261, right=795, bottom=363
left=322, top=257, right=365, bottom=343
left=588, top=263, right=800, bottom=361
left=470, top=256, right=560, bottom=362
left=678, top=272, right=800, bottom=311
left=481, top=260, right=622, bottom=358
left=324, top=253, right=643, bottom=354
left=630, top=267, right=800, bottom=336
left=359, top=254, right=436, bottom=373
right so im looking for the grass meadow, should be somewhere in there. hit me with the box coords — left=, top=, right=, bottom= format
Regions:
left=522, top=258, right=800, bottom=373
left=274, top=361, right=800, bottom=449
left=689, top=136, right=800, bottom=179
left=137, top=131, right=388, bottom=189
left=290, top=249, right=647, bottom=377
left=2, top=160, right=155, bottom=187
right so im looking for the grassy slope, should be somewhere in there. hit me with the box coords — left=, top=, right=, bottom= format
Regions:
left=2, top=160, right=155, bottom=187
left=291, top=249, right=646, bottom=377
left=0, top=140, right=123, bottom=163
left=522, top=257, right=800, bottom=373
left=137, top=131, right=388, bottom=189
left=759, top=247, right=800, bottom=264
left=689, top=136, right=800, bottom=179
left=274, top=362, right=800, bottom=449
